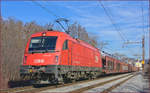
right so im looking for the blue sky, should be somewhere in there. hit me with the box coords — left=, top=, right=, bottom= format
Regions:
left=2, top=1, right=149, bottom=59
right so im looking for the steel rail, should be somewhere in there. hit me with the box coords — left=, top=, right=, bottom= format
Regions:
left=69, top=73, right=136, bottom=93
left=102, top=75, right=135, bottom=92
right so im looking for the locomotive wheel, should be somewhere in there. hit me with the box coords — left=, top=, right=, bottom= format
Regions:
left=71, top=79, right=76, bottom=83
left=87, top=74, right=92, bottom=80
left=32, top=84, right=42, bottom=88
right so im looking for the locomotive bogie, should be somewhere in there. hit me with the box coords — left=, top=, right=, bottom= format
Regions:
left=20, top=64, right=102, bottom=84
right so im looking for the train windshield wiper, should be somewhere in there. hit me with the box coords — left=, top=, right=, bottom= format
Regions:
left=29, top=49, right=55, bottom=54
left=44, top=49, right=55, bottom=53
left=29, top=50, right=45, bottom=54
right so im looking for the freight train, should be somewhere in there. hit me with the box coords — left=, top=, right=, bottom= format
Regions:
left=20, top=30, right=138, bottom=85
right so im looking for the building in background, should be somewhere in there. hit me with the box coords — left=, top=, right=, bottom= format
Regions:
left=135, top=60, right=142, bottom=70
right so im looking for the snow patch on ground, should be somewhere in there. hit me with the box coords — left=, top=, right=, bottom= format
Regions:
left=111, top=72, right=150, bottom=93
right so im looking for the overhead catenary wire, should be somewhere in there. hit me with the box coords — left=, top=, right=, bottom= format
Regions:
left=100, top=2, right=128, bottom=42
left=42, top=0, right=63, bottom=17
left=31, top=0, right=59, bottom=19
left=98, top=1, right=127, bottom=42
left=141, top=1, right=145, bottom=36
left=134, top=1, right=146, bottom=42
left=31, top=0, right=71, bottom=32
left=98, top=1, right=145, bottom=59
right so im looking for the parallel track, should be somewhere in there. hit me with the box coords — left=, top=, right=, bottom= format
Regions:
left=102, top=75, right=135, bottom=92
left=70, top=74, right=135, bottom=93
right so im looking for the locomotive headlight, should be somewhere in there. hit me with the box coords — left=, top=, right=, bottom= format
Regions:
left=55, top=56, right=59, bottom=63
left=23, top=56, right=27, bottom=64
left=42, top=32, right=46, bottom=36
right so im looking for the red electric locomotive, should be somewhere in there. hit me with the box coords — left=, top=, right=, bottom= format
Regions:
left=20, top=30, right=102, bottom=84
left=20, top=30, right=138, bottom=85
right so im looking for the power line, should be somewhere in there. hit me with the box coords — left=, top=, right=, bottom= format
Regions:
left=98, top=1, right=143, bottom=59
left=101, top=2, right=128, bottom=41
left=98, top=1, right=127, bottom=42
left=141, top=1, right=145, bottom=35
left=31, top=0, right=71, bottom=32
left=98, top=1, right=144, bottom=59
left=31, top=0, right=59, bottom=18
left=134, top=1, right=146, bottom=42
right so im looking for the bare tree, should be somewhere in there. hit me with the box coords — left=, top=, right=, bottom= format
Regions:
left=98, top=41, right=109, bottom=50
left=68, top=22, right=78, bottom=38
left=1, top=18, right=44, bottom=88
left=68, top=23, right=98, bottom=47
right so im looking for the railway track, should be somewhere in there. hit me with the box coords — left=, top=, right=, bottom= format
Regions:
left=0, top=86, right=34, bottom=93
left=0, top=72, right=136, bottom=93
left=40, top=73, right=135, bottom=93
left=75, top=74, right=135, bottom=93
left=102, top=75, right=135, bottom=92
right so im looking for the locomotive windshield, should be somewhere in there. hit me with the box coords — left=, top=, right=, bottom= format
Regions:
left=29, top=36, right=57, bottom=53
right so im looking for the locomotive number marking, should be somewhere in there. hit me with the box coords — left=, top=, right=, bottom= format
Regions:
left=34, top=59, right=44, bottom=63
left=43, top=54, right=51, bottom=56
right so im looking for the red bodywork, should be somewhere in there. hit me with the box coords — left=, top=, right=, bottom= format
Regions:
left=23, top=31, right=102, bottom=68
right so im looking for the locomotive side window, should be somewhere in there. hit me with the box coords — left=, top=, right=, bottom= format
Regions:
left=63, top=40, right=68, bottom=50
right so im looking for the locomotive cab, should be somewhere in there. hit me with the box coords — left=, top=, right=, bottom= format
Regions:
left=20, top=31, right=69, bottom=84
left=24, top=36, right=59, bottom=66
